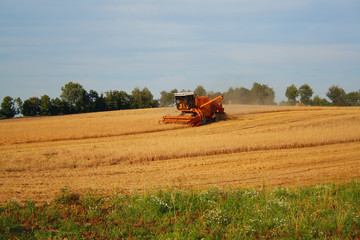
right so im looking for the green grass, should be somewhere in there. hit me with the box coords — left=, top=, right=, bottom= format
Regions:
left=1, top=181, right=360, bottom=239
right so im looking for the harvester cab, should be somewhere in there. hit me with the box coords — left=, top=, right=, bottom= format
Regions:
left=175, top=92, right=196, bottom=112
left=161, top=92, right=225, bottom=127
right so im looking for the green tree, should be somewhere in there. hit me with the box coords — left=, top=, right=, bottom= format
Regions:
left=344, top=91, right=360, bottom=106
left=223, top=87, right=235, bottom=104
left=299, top=84, right=314, bottom=105
left=312, top=95, right=331, bottom=106
left=88, top=90, right=107, bottom=112
left=51, top=97, right=69, bottom=115
left=88, top=90, right=98, bottom=112
left=159, top=91, right=171, bottom=107
left=22, top=97, right=41, bottom=116
left=194, top=85, right=207, bottom=97
left=77, top=90, right=91, bottom=113
left=180, top=89, right=191, bottom=92
left=131, top=88, right=142, bottom=109
left=279, top=100, right=289, bottom=106
left=51, top=97, right=62, bottom=115
left=96, top=93, right=107, bottom=112
left=40, top=95, right=52, bottom=116
left=159, top=89, right=178, bottom=107
left=14, top=97, right=22, bottom=115
left=0, top=96, right=16, bottom=119
left=285, top=84, right=299, bottom=105
left=105, top=90, right=131, bottom=110
left=207, top=91, right=223, bottom=100
left=132, top=87, right=158, bottom=109
left=250, top=82, right=275, bottom=105
left=237, top=87, right=251, bottom=104
left=60, top=82, right=88, bottom=113
left=223, top=87, right=251, bottom=104
left=326, top=85, right=346, bottom=106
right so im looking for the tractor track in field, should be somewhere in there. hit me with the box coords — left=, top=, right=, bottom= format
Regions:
left=2, top=125, right=187, bottom=146
left=105, top=137, right=360, bottom=167
left=1, top=141, right=359, bottom=203
left=3, top=137, right=360, bottom=173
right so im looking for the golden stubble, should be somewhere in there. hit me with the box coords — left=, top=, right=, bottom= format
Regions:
left=1, top=105, right=360, bottom=202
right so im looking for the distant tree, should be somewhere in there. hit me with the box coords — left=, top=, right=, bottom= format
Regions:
left=0, top=96, right=16, bottom=119
left=131, top=87, right=142, bottom=109
left=51, top=97, right=70, bottom=115
left=344, top=91, right=360, bottom=106
left=22, top=97, right=41, bottom=116
left=250, top=82, right=275, bottom=105
left=160, top=89, right=178, bottom=107
left=105, top=90, right=131, bottom=110
left=237, top=87, right=251, bottom=104
left=326, top=85, right=346, bottom=106
left=194, top=85, right=207, bottom=97
left=207, top=91, right=222, bottom=100
left=97, top=93, right=107, bottom=112
left=104, top=91, right=115, bottom=110
left=285, top=84, right=299, bottom=105
left=159, top=91, right=170, bottom=107
left=312, top=95, right=331, bottom=106
left=153, top=99, right=159, bottom=108
left=51, top=97, right=61, bottom=115
left=14, top=97, right=22, bottom=115
left=77, top=90, right=91, bottom=113
left=223, top=87, right=235, bottom=104
left=279, top=100, right=290, bottom=106
left=88, top=90, right=99, bottom=112
left=88, top=90, right=107, bottom=112
left=40, top=95, right=52, bottom=116
left=180, top=89, right=191, bottom=92
left=60, top=82, right=82, bottom=107
left=131, top=87, right=158, bottom=109
left=60, top=82, right=88, bottom=113
left=299, top=84, right=314, bottom=105
left=223, top=87, right=251, bottom=104
left=169, top=89, right=178, bottom=100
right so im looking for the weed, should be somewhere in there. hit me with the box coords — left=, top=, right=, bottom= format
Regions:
left=1, top=181, right=360, bottom=239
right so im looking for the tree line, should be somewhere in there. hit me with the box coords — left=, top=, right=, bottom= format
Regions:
left=0, top=82, right=158, bottom=119
left=160, top=82, right=276, bottom=107
left=283, top=84, right=360, bottom=106
left=1, top=81, right=359, bottom=119
left=160, top=83, right=360, bottom=108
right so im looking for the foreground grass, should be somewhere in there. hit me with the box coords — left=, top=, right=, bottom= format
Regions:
left=1, top=182, right=360, bottom=239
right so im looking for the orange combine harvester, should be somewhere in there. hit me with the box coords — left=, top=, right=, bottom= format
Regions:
left=161, top=92, right=225, bottom=127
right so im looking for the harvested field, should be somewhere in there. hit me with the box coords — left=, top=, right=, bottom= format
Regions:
left=1, top=105, right=360, bottom=203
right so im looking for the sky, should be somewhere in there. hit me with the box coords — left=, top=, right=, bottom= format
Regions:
left=1, top=0, right=360, bottom=103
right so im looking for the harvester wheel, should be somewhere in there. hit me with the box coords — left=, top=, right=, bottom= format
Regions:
left=202, top=116, right=207, bottom=125
left=211, top=113, right=218, bottom=122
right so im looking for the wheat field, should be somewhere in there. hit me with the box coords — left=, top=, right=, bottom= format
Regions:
left=1, top=105, right=359, bottom=203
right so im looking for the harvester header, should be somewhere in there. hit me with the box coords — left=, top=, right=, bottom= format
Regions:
left=161, top=92, right=225, bottom=127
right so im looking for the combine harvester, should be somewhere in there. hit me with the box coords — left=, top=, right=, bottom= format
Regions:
left=161, top=92, right=225, bottom=127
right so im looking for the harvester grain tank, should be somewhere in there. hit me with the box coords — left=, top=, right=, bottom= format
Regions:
left=161, top=92, right=225, bottom=126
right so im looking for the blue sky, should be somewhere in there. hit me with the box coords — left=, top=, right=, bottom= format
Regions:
left=1, top=0, right=359, bottom=103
